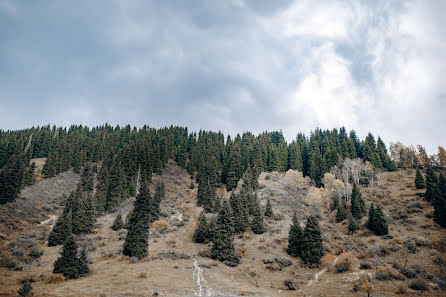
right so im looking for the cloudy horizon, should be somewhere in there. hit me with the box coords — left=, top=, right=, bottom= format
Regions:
left=0, top=0, right=445, bottom=153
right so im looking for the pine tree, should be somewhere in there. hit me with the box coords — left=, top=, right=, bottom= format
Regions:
left=351, top=184, right=365, bottom=219
left=150, top=181, right=164, bottom=223
left=194, top=212, right=209, bottom=243
left=373, top=206, right=388, bottom=235
left=366, top=204, right=376, bottom=231
left=48, top=212, right=72, bottom=246
left=230, top=193, right=248, bottom=234
left=123, top=182, right=151, bottom=259
left=71, top=190, right=95, bottom=234
left=213, top=195, right=221, bottom=213
left=78, top=246, right=90, bottom=276
left=189, top=181, right=195, bottom=189
left=348, top=217, right=359, bottom=234
left=300, top=216, right=324, bottom=265
left=336, top=203, right=346, bottom=222
left=287, top=213, right=303, bottom=258
left=226, top=143, right=242, bottom=191
left=309, top=150, right=325, bottom=187
left=366, top=204, right=389, bottom=235
left=53, top=235, right=86, bottom=279
left=433, top=174, right=446, bottom=228
left=250, top=196, right=265, bottom=234
left=211, top=200, right=239, bottom=266
left=425, top=166, right=438, bottom=202
left=414, top=169, right=425, bottom=189
left=264, top=199, right=273, bottom=218
left=112, top=213, right=124, bottom=231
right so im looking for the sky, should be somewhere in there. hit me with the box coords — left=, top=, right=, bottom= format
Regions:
left=0, top=0, right=445, bottom=153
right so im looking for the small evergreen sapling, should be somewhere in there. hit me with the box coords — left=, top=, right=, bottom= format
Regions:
left=112, top=213, right=124, bottom=231
left=264, top=199, right=273, bottom=218
left=414, top=169, right=425, bottom=189
left=348, top=217, right=359, bottom=234
left=194, top=212, right=209, bottom=243
left=336, top=204, right=346, bottom=222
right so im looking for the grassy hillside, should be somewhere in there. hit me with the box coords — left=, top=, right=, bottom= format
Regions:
left=0, top=161, right=445, bottom=296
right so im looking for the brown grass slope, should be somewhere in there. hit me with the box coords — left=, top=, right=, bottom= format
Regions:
left=0, top=162, right=445, bottom=296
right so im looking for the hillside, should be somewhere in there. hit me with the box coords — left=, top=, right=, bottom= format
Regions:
left=1, top=160, right=445, bottom=297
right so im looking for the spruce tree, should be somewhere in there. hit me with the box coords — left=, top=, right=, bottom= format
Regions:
left=211, top=200, right=239, bottom=266
left=367, top=204, right=376, bottom=231
left=213, top=195, right=221, bottom=213
left=336, top=204, right=346, bottom=222
left=287, top=213, right=303, bottom=258
left=433, top=174, right=446, bottom=228
left=250, top=196, right=265, bottom=234
left=414, top=169, right=425, bottom=189
left=78, top=246, right=90, bottom=276
left=226, top=142, right=242, bottom=191
left=194, top=212, right=209, bottom=243
left=123, top=182, right=151, bottom=259
left=150, top=180, right=164, bottom=223
left=425, top=166, right=438, bottom=202
left=230, top=193, right=248, bottom=234
left=300, top=216, right=324, bottom=265
left=112, top=213, right=124, bottom=231
left=373, top=206, right=388, bottom=235
left=264, top=199, right=273, bottom=218
left=71, top=190, right=95, bottom=234
left=351, top=184, right=365, bottom=219
left=348, top=217, right=359, bottom=234
left=48, top=212, right=72, bottom=246
left=53, top=235, right=86, bottom=279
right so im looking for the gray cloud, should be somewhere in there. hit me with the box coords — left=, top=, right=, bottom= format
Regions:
left=0, top=0, right=445, bottom=153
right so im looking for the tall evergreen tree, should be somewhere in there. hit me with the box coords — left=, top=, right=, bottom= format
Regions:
left=309, top=150, right=325, bottom=188
left=226, top=142, right=242, bottom=191
left=211, top=200, right=239, bottom=266
left=300, top=216, right=324, bottom=265
left=433, top=174, right=446, bottom=228
left=287, top=213, right=303, bottom=258
left=264, top=199, right=273, bottom=218
left=123, top=182, right=151, bottom=259
left=425, top=166, right=438, bottom=202
left=71, top=190, right=95, bottom=234
left=250, top=196, right=265, bottom=234
left=351, top=184, right=365, bottom=219
left=48, top=212, right=72, bottom=246
left=230, top=193, right=248, bottom=234
left=53, top=235, right=88, bottom=279
left=415, top=169, right=426, bottom=189
left=336, top=203, right=346, bottom=222
left=372, top=206, right=388, bottom=235
left=194, top=212, right=209, bottom=243
left=367, top=204, right=388, bottom=235
left=348, top=217, right=359, bottom=234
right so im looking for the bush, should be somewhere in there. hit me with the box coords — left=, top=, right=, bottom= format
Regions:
left=404, top=238, right=417, bottom=254
left=401, top=268, right=417, bottom=279
left=376, top=271, right=392, bottom=281
left=360, top=262, right=372, bottom=270
left=410, top=279, right=428, bottom=292
left=284, top=279, right=297, bottom=290
left=17, top=281, right=33, bottom=297
left=274, top=256, right=292, bottom=269
left=409, top=264, right=425, bottom=274
left=335, top=259, right=351, bottom=274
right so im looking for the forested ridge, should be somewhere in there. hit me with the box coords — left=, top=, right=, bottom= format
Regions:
left=0, top=125, right=396, bottom=206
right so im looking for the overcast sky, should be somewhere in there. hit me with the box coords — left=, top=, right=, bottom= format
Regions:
left=0, top=1, right=445, bottom=152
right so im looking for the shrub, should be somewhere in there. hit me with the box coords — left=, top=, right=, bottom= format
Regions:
left=404, top=238, right=417, bottom=254
left=401, top=268, right=417, bottom=279
left=360, top=262, right=372, bottom=270
left=284, top=279, right=297, bottom=290
left=409, top=279, right=428, bottom=292
left=17, top=281, right=33, bottom=297
left=335, top=260, right=351, bottom=274
left=376, top=271, right=392, bottom=281
left=28, top=248, right=43, bottom=259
